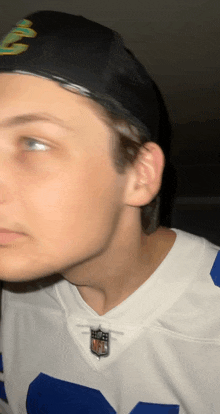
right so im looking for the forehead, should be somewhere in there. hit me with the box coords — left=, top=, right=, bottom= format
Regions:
left=0, top=73, right=107, bottom=125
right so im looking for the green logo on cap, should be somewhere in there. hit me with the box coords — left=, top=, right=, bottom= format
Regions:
left=0, top=19, right=37, bottom=55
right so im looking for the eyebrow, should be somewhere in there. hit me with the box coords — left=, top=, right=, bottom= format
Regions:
left=0, top=112, right=72, bottom=130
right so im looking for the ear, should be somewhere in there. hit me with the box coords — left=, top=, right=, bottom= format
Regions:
left=125, top=142, right=165, bottom=207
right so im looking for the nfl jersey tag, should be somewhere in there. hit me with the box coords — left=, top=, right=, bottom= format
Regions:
left=90, top=326, right=110, bottom=359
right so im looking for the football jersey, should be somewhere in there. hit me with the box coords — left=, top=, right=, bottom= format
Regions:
left=0, top=228, right=220, bottom=414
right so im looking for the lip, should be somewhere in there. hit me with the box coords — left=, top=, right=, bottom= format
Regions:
left=0, top=228, right=23, bottom=233
left=0, top=229, right=25, bottom=244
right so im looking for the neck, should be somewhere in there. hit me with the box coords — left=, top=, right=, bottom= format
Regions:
left=71, top=227, right=176, bottom=316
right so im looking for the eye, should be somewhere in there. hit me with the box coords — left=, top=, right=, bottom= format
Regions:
left=22, top=138, right=50, bottom=152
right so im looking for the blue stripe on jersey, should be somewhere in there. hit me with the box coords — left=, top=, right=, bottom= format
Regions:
left=130, top=402, right=179, bottom=413
left=0, top=353, right=3, bottom=373
left=0, top=381, right=8, bottom=402
left=210, top=251, right=220, bottom=287
left=0, top=353, right=9, bottom=403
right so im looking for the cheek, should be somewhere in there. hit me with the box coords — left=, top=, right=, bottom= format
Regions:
left=21, top=160, right=120, bottom=250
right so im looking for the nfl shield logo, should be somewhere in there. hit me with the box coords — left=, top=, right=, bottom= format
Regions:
left=90, top=326, right=110, bottom=358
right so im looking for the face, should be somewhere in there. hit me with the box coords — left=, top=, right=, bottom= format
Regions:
left=0, top=73, right=128, bottom=282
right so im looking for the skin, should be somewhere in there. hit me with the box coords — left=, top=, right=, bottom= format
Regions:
left=0, top=73, right=176, bottom=315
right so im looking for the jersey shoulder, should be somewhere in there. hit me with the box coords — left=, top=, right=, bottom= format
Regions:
left=156, top=230, right=220, bottom=342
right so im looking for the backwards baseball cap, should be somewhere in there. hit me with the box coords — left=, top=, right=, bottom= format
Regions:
left=0, top=10, right=171, bottom=150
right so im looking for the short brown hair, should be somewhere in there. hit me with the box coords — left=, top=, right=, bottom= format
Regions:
left=96, top=107, right=161, bottom=235
left=87, top=87, right=175, bottom=235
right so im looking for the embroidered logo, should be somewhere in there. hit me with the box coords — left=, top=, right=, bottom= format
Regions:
left=90, top=326, right=110, bottom=359
left=0, top=19, right=37, bottom=55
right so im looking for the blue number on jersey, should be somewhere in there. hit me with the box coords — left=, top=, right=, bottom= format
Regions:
left=26, top=373, right=179, bottom=413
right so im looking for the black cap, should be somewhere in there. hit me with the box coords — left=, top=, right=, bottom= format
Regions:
left=0, top=10, right=171, bottom=148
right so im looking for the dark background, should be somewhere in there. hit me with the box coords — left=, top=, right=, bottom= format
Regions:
left=1, top=0, right=220, bottom=245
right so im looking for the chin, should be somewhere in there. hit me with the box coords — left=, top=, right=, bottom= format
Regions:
left=0, top=260, right=60, bottom=284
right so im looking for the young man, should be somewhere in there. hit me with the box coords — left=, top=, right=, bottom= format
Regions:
left=0, top=10, right=219, bottom=414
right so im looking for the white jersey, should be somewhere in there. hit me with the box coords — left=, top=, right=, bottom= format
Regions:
left=0, top=228, right=220, bottom=414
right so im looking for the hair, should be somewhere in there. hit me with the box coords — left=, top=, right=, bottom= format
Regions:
left=103, top=111, right=161, bottom=235
left=88, top=98, right=177, bottom=236
left=85, top=98, right=160, bottom=235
